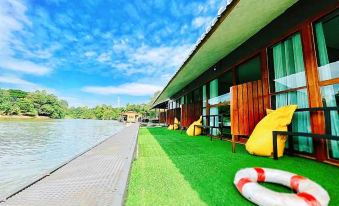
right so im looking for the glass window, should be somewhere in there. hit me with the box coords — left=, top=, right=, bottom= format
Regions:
left=208, top=79, right=219, bottom=105
left=209, top=79, right=219, bottom=135
left=193, top=88, right=201, bottom=103
left=202, top=85, right=207, bottom=125
left=272, top=89, right=313, bottom=154
left=186, top=92, right=193, bottom=104
left=237, top=56, right=261, bottom=84
left=321, top=84, right=339, bottom=159
left=269, top=33, right=306, bottom=93
left=219, top=71, right=233, bottom=94
left=180, top=96, right=185, bottom=105
left=314, top=10, right=339, bottom=81
left=208, top=72, right=233, bottom=106
left=269, top=33, right=312, bottom=154
left=202, top=85, right=207, bottom=108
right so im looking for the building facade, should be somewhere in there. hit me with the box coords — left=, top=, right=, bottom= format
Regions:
left=153, top=0, right=339, bottom=164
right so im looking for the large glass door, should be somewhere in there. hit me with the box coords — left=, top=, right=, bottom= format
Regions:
left=313, top=9, right=339, bottom=160
left=268, top=33, right=313, bottom=154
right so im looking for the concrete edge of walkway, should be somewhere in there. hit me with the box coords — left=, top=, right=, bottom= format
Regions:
left=0, top=123, right=140, bottom=205
left=116, top=124, right=140, bottom=206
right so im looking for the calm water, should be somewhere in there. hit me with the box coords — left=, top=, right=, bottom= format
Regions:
left=0, top=119, right=124, bottom=196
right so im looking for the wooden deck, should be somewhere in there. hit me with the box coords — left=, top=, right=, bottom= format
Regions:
left=0, top=123, right=139, bottom=206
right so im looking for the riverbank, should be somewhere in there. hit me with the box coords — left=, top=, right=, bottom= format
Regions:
left=0, top=115, right=50, bottom=120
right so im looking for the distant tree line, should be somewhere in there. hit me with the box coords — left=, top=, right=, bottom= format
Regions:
left=67, top=103, right=155, bottom=120
left=0, top=89, right=157, bottom=120
left=0, top=89, right=68, bottom=118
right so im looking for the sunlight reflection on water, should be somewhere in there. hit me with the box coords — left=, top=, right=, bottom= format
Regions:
left=0, top=119, right=124, bottom=196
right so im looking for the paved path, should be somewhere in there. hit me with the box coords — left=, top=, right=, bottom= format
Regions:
left=1, top=123, right=139, bottom=206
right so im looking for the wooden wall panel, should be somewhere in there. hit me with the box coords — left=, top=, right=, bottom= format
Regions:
left=159, top=111, right=166, bottom=123
left=231, top=87, right=239, bottom=134
left=257, top=80, right=264, bottom=119
left=231, top=80, right=268, bottom=136
left=181, top=102, right=202, bottom=128
left=247, top=82, right=255, bottom=133
left=261, top=49, right=271, bottom=112
left=166, top=108, right=181, bottom=125
left=238, top=84, right=245, bottom=135
left=252, top=81, right=259, bottom=124
left=243, top=84, right=249, bottom=135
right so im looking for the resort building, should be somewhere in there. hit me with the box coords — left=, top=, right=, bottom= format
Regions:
left=153, top=0, right=339, bottom=164
left=120, top=111, right=141, bottom=123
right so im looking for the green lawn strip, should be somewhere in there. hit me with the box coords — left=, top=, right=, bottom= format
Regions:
left=126, top=128, right=207, bottom=206
left=127, top=127, right=339, bottom=206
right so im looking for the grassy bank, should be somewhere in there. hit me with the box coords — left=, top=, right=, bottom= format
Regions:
left=0, top=115, right=50, bottom=120
left=126, top=127, right=339, bottom=206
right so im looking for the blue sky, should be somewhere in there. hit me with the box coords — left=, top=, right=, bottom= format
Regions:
left=0, top=0, right=228, bottom=107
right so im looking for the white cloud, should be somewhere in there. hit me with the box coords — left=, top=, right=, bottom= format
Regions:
left=112, top=40, right=129, bottom=53
left=84, top=51, right=97, bottom=57
left=0, top=75, right=35, bottom=86
left=0, top=0, right=53, bottom=76
left=0, top=58, right=51, bottom=75
left=82, top=83, right=162, bottom=96
left=0, top=0, right=31, bottom=55
left=192, top=16, right=213, bottom=28
left=0, top=75, right=53, bottom=92
left=97, top=52, right=111, bottom=63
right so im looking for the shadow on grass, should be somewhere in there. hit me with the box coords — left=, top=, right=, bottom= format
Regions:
left=148, top=127, right=339, bottom=206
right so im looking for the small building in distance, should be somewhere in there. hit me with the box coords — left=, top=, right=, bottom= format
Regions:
left=120, top=111, right=141, bottom=123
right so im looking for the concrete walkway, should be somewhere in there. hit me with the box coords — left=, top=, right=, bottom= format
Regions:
left=1, top=123, right=139, bottom=206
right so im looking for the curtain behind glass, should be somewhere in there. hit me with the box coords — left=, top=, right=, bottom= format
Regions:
left=202, top=85, right=207, bottom=126
left=272, top=33, right=313, bottom=153
left=209, top=80, right=219, bottom=135
left=276, top=90, right=313, bottom=153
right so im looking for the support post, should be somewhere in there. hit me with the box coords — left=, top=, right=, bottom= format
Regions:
left=232, top=135, right=236, bottom=153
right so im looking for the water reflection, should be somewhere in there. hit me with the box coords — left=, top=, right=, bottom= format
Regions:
left=0, top=119, right=124, bottom=196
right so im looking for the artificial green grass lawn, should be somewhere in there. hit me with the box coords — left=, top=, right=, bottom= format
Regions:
left=126, top=127, right=339, bottom=206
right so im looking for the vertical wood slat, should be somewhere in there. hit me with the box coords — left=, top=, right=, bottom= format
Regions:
left=231, top=80, right=267, bottom=136
left=262, top=84, right=270, bottom=113
left=257, top=80, right=264, bottom=119
left=180, top=102, right=202, bottom=128
left=243, top=83, right=249, bottom=135
left=252, top=81, right=259, bottom=125
left=159, top=111, right=166, bottom=123
left=247, top=82, right=254, bottom=133
left=261, top=49, right=271, bottom=112
left=166, top=108, right=181, bottom=125
left=231, top=87, right=239, bottom=135
left=238, top=84, right=245, bottom=135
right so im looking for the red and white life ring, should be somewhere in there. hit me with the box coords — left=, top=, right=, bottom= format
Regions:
left=234, top=168, right=330, bottom=206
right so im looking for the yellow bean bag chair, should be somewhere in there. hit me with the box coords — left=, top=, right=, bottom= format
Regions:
left=186, top=116, right=202, bottom=136
left=245, top=105, right=297, bottom=157
left=168, top=118, right=179, bottom=130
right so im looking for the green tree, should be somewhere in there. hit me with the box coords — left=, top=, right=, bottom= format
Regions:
left=17, top=98, right=37, bottom=116
left=8, top=89, right=28, bottom=100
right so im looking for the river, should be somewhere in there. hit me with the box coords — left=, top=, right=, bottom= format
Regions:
left=0, top=119, right=124, bottom=197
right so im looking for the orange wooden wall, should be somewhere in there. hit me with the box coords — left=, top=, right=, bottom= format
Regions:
left=231, top=80, right=270, bottom=136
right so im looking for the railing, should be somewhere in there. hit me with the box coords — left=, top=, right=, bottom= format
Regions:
left=272, top=107, right=339, bottom=160
left=193, top=115, right=230, bottom=140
